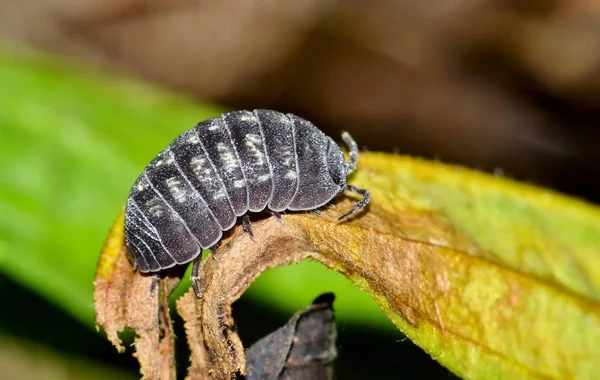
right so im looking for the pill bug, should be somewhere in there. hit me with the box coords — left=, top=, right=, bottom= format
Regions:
left=124, top=109, right=369, bottom=293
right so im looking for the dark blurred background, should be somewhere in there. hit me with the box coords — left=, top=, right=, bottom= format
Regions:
left=3, top=0, right=600, bottom=201
left=1, top=1, right=600, bottom=379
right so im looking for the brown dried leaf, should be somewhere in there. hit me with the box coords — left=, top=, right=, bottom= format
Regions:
left=94, top=213, right=181, bottom=380
left=175, top=216, right=313, bottom=379
left=171, top=197, right=444, bottom=379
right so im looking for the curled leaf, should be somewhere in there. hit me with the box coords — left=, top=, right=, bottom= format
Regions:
left=174, top=215, right=314, bottom=379
left=94, top=213, right=181, bottom=380
left=96, top=153, right=600, bottom=380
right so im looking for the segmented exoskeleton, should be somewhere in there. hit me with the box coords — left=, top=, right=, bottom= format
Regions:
left=124, top=109, right=369, bottom=294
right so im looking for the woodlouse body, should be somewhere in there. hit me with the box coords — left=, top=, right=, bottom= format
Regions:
left=124, top=109, right=369, bottom=273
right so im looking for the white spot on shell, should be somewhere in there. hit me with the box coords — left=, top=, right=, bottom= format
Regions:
left=190, top=156, right=210, bottom=178
left=284, top=170, right=297, bottom=180
left=136, top=177, right=150, bottom=191
left=213, top=188, right=227, bottom=200
left=233, top=179, right=246, bottom=188
left=257, top=173, right=271, bottom=182
left=166, top=177, right=187, bottom=203
left=279, top=114, right=290, bottom=123
left=245, top=134, right=265, bottom=166
left=238, top=112, right=256, bottom=122
left=146, top=197, right=164, bottom=218
left=279, top=146, right=294, bottom=167
left=187, top=134, right=200, bottom=144
left=245, top=133, right=261, bottom=145
left=217, top=143, right=238, bottom=173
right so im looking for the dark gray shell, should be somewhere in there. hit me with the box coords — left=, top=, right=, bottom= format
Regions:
left=124, top=109, right=347, bottom=272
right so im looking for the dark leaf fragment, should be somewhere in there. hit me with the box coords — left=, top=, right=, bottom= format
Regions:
left=246, top=293, right=337, bottom=380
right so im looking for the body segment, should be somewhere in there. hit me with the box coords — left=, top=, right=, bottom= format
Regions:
left=256, top=110, right=299, bottom=212
left=196, top=117, right=249, bottom=217
left=288, top=114, right=342, bottom=210
left=225, top=110, right=273, bottom=212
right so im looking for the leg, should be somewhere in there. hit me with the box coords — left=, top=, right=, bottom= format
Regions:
left=270, top=210, right=285, bottom=224
left=242, top=214, right=254, bottom=238
left=341, top=131, right=358, bottom=175
left=191, top=256, right=203, bottom=298
left=150, top=275, right=160, bottom=295
left=311, top=208, right=322, bottom=216
left=337, top=184, right=370, bottom=222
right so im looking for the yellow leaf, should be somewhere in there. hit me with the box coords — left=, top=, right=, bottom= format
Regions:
left=96, top=152, right=600, bottom=380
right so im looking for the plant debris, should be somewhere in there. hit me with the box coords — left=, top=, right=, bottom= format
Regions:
left=245, top=293, right=337, bottom=380
left=94, top=213, right=180, bottom=379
